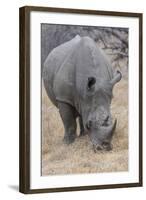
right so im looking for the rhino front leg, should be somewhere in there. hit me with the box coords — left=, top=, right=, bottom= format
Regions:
left=79, top=116, right=87, bottom=136
left=58, top=102, right=77, bottom=144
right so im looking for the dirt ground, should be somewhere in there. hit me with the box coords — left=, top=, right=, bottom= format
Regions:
left=41, top=78, right=128, bottom=176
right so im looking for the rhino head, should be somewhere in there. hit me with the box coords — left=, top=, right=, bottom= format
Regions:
left=81, top=70, right=122, bottom=151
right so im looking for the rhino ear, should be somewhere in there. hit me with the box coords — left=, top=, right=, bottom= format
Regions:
left=87, top=77, right=96, bottom=90
left=110, top=70, right=122, bottom=86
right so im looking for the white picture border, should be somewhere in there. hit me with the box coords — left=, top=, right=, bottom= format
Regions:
left=30, top=11, right=139, bottom=189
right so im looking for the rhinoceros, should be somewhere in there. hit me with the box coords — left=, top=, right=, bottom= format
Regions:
left=43, top=35, right=122, bottom=151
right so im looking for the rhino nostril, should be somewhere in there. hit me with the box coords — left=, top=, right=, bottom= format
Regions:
left=102, top=141, right=112, bottom=151
left=102, top=141, right=109, bottom=147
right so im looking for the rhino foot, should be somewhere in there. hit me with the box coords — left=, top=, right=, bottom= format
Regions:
left=63, top=133, right=76, bottom=144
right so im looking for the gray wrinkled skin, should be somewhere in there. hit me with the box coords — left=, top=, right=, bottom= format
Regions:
left=43, top=35, right=122, bottom=151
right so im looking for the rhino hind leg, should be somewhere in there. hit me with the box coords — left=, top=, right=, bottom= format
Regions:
left=58, top=102, right=77, bottom=144
left=79, top=116, right=87, bottom=136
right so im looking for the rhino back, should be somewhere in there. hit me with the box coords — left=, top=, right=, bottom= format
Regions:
left=76, top=37, right=113, bottom=80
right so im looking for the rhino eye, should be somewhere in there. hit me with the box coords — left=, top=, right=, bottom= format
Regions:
left=87, top=77, right=96, bottom=90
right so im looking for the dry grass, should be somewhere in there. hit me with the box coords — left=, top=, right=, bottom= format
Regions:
left=41, top=79, right=128, bottom=176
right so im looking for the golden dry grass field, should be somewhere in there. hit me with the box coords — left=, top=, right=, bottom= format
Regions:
left=41, top=78, right=128, bottom=176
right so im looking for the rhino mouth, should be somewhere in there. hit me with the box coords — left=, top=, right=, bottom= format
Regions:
left=93, top=141, right=113, bottom=152
left=87, top=119, right=117, bottom=152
